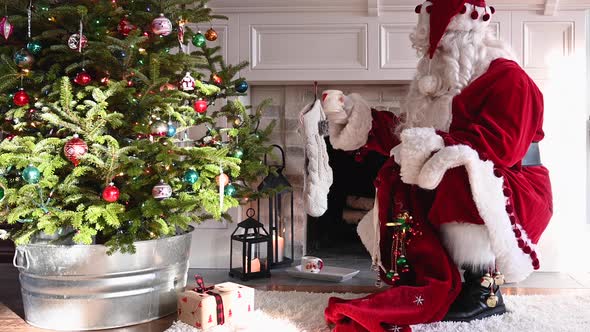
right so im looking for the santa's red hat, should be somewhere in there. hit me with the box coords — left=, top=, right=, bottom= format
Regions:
left=415, top=0, right=495, bottom=58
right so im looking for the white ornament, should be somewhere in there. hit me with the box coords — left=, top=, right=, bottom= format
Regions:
left=179, top=72, right=196, bottom=91
left=0, top=229, right=8, bottom=240
left=67, top=33, right=88, bottom=51
left=152, top=180, right=172, bottom=199
left=413, top=295, right=424, bottom=306
left=417, top=75, right=440, bottom=96
left=151, top=13, right=173, bottom=36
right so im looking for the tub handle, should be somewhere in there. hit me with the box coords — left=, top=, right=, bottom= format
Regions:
left=13, top=247, right=29, bottom=271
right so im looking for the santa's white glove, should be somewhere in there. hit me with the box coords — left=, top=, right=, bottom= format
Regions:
left=398, top=128, right=444, bottom=185
left=322, top=91, right=372, bottom=151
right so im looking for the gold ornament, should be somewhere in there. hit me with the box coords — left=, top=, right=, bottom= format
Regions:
left=493, top=272, right=505, bottom=286
left=486, top=294, right=498, bottom=308
left=205, top=28, right=218, bottom=41
left=480, top=273, right=493, bottom=288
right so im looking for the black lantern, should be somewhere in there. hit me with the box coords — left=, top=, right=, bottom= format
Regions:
left=229, top=208, right=272, bottom=280
left=257, top=145, right=294, bottom=268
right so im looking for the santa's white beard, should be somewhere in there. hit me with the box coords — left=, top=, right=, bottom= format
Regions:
left=399, top=28, right=517, bottom=132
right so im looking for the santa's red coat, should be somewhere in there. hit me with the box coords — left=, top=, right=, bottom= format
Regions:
left=324, top=59, right=553, bottom=331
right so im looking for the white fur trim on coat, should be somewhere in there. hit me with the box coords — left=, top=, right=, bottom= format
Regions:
left=357, top=193, right=386, bottom=272
left=399, top=127, right=445, bottom=185
left=418, top=143, right=534, bottom=282
left=328, top=93, right=372, bottom=151
left=439, top=222, right=495, bottom=269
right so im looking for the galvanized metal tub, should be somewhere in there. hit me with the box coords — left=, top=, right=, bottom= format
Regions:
left=12, top=227, right=194, bottom=331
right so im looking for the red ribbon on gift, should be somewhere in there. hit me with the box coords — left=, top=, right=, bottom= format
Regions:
left=193, top=275, right=225, bottom=325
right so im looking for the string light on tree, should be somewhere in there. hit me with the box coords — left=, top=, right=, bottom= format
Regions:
left=102, top=182, right=120, bottom=202
left=22, top=165, right=41, bottom=184
left=13, top=89, right=30, bottom=106
left=151, top=13, right=172, bottom=36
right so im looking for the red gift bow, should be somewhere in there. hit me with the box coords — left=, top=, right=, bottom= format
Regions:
left=192, top=275, right=226, bottom=325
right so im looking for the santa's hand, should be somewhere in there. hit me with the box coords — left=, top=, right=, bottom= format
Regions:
left=321, top=90, right=354, bottom=124
left=399, top=128, right=444, bottom=185
left=325, top=92, right=372, bottom=151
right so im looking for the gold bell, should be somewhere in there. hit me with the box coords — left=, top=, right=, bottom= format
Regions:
left=480, top=273, right=493, bottom=288
left=493, top=272, right=505, bottom=286
left=486, top=294, right=499, bottom=307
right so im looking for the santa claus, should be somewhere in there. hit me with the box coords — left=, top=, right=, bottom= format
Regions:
left=322, top=0, right=553, bottom=331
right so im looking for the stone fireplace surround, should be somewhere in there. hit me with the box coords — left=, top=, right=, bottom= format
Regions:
left=250, top=84, right=409, bottom=259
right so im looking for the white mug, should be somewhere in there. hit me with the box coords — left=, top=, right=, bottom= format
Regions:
left=301, top=256, right=324, bottom=273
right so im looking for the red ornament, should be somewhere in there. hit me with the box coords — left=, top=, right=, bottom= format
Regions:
left=13, top=90, right=30, bottom=106
left=64, top=134, right=88, bottom=167
left=194, top=99, right=208, bottom=113
left=117, top=16, right=136, bottom=36
left=74, top=71, right=92, bottom=86
left=102, top=182, right=120, bottom=202
left=211, top=74, right=222, bottom=85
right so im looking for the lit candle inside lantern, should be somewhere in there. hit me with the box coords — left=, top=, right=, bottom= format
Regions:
left=273, top=236, right=285, bottom=263
left=249, top=258, right=261, bottom=273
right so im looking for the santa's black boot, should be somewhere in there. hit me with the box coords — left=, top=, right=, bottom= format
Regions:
left=443, top=268, right=507, bottom=322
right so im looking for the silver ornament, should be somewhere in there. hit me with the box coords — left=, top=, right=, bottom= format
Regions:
left=150, top=120, right=169, bottom=137
left=152, top=180, right=172, bottom=199
left=151, top=13, right=173, bottom=36
left=68, top=33, right=88, bottom=51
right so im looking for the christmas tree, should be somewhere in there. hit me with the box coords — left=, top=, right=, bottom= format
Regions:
left=0, top=0, right=275, bottom=253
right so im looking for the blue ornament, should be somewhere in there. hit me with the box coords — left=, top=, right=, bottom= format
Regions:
left=14, top=49, right=34, bottom=68
left=235, top=80, right=249, bottom=93
left=166, top=123, right=177, bottom=137
left=26, top=41, right=42, bottom=55
left=224, top=184, right=236, bottom=196
left=183, top=169, right=200, bottom=184
left=22, top=165, right=41, bottom=184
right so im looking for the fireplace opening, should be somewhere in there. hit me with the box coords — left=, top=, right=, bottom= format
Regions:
left=306, top=138, right=387, bottom=258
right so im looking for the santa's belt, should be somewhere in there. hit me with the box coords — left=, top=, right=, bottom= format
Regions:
left=522, top=142, right=541, bottom=166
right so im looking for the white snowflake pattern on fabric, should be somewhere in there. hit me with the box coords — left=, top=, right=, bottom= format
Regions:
left=414, top=295, right=424, bottom=306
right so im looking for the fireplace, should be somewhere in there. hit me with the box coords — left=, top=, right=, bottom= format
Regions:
left=250, top=84, right=408, bottom=260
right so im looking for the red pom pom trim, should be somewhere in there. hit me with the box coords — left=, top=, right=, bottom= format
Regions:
left=517, top=239, right=525, bottom=248
left=415, top=4, right=422, bottom=13
left=490, top=6, right=496, bottom=14
left=506, top=204, right=514, bottom=214
left=460, top=5, right=467, bottom=14
left=523, top=246, right=532, bottom=254
left=493, top=169, right=502, bottom=178
left=509, top=216, right=517, bottom=225
left=426, top=5, right=432, bottom=14
left=483, top=13, right=490, bottom=21
left=513, top=229, right=522, bottom=238
left=530, top=251, right=538, bottom=259
left=503, top=188, right=512, bottom=197
left=471, top=10, right=479, bottom=20
left=532, top=258, right=540, bottom=270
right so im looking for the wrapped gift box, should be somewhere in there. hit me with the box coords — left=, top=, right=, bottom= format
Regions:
left=178, top=277, right=254, bottom=330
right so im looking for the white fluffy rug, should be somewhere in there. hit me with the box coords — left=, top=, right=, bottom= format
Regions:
left=165, top=291, right=590, bottom=332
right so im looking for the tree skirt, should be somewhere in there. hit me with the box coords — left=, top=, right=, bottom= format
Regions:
left=165, top=291, right=590, bottom=332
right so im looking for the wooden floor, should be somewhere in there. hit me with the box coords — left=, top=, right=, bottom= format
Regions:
left=2, top=262, right=590, bottom=332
